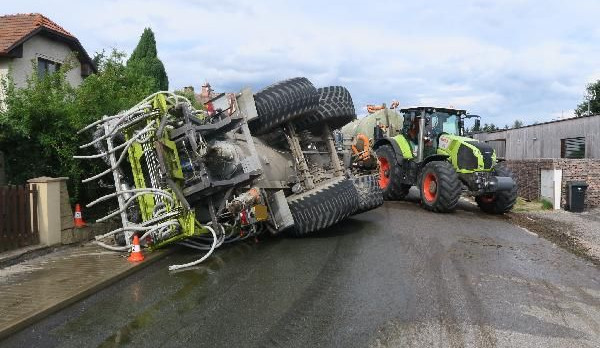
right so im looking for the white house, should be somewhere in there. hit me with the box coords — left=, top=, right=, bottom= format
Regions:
left=0, top=13, right=95, bottom=96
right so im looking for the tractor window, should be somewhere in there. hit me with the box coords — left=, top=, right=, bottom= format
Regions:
left=431, top=113, right=459, bottom=135
left=442, top=115, right=458, bottom=135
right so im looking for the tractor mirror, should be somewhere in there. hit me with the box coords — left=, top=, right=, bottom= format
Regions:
left=474, top=119, right=481, bottom=130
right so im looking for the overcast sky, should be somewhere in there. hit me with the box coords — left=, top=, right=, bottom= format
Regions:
left=4, top=0, right=600, bottom=126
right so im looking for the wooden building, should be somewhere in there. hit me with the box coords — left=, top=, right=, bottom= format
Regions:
left=473, top=114, right=600, bottom=160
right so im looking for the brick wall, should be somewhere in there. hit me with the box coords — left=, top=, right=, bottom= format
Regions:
left=505, top=159, right=600, bottom=208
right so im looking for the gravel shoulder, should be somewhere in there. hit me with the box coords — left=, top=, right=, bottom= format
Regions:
left=507, top=208, right=600, bottom=266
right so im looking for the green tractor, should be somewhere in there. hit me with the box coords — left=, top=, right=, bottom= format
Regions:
left=369, top=106, right=517, bottom=213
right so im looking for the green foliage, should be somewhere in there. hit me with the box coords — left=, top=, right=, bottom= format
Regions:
left=0, top=58, right=78, bottom=186
left=540, top=198, right=553, bottom=210
left=76, top=49, right=155, bottom=125
left=127, top=28, right=169, bottom=91
left=0, top=50, right=155, bottom=203
left=174, top=88, right=204, bottom=110
left=482, top=123, right=498, bottom=132
left=575, top=80, right=600, bottom=116
left=512, top=120, right=523, bottom=128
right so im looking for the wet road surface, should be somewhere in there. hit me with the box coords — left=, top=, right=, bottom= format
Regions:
left=2, top=193, right=600, bottom=347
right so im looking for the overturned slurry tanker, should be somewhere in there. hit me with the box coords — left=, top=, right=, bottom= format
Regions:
left=76, top=78, right=383, bottom=270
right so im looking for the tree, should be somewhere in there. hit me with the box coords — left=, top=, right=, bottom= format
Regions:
left=77, top=49, right=155, bottom=124
left=0, top=50, right=155, bottom=203
left=482, top=123, right=498, bottom=132
left=127, top=28, right=169, bottom=91
left=174, top=88, right=204, bottom=110
left=575, top=80, right=600, bottom=116
left=512, top=120, right=523, bottom=128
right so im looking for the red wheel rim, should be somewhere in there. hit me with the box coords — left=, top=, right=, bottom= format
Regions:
left=422, top=172, right=437, bottom=202
left=378, top=157, right=390, bottom=189
left=480, top=194, right=495, bottom=203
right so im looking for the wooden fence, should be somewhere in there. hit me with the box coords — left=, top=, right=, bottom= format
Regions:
left=0, top=184, right=38, bottom=252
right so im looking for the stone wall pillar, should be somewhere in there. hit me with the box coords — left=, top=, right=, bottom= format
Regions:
left=59, top=180, right=76, bottom=244
left=27, top=176, right=68, bottom=246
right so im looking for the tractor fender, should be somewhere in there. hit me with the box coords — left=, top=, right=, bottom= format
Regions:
left=421, top=154, right=450, bottom=167
left=373, top=138, right=404, bottom=165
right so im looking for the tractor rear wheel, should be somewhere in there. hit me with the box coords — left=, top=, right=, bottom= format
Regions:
left=419, top=161, right=461, bottom=213
left=286, top=177, right=359, bottom=237
left=351, top=174, right=384, bottom=215
left=375, top=145, right=411, bottom=200
left=251, top=77, right=319, bottom=135
left=475, top=164, right=517, bottom=214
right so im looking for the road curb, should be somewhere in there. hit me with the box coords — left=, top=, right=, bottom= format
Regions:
left=0, top=245, right=51, bottom=268
left=0, top=247, right=173, bottom=341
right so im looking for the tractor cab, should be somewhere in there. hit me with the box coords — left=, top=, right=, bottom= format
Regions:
left=400, top=107, right=479, bottom=159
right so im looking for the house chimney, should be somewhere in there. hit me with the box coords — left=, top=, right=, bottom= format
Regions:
left=200, top=82, right=214, bottom=104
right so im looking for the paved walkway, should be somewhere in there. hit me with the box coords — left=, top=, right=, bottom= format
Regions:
left=0, top=243, right=166, bottom=339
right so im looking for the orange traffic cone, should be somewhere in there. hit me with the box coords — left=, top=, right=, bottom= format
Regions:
left=128, top=235, right=145, bottom=262
left=74, top=203, right=86, bottom=228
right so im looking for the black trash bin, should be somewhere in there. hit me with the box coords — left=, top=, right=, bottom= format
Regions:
left=566, top=181, right=588, bottom=212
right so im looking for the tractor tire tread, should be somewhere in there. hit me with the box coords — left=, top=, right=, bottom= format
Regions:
left=375, top=144, right=411, bottom=200
left=420, top=161, right=461, bottom=213
left=475, top=164, right=518, bottom=214
left=287, top=177, right=359, bottom=237
left=294, top=86, right=357, bottom=132
left=351, top=174, right=384, bottom=215
left=251, top=77, right=319, bottom=134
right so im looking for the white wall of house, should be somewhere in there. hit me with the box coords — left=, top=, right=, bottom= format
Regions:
left=4, top=34, right=84, bottom=89
left=0, top=59, right=8, bottom=109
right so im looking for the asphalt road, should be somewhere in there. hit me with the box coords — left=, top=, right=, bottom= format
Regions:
left=3, top=191, right=600, bottom=347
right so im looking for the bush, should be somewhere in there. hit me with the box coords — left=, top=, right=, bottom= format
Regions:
left=0, top=50, right=155, bottom=205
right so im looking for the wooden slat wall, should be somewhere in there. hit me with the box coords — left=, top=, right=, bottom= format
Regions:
left=473, top=115, right=600, bottom=160
left=0, top=184, right=39, bottom=252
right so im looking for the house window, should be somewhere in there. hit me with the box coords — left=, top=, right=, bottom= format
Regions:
left=560, top=137, right=585, bottom=159
left=37, top=57, right=61, bottom=78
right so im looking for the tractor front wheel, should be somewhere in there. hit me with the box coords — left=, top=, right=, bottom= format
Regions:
left=375, top=145, right=411, bottom=200
left=419, top=161, right=461, bottom=213
left=475, top=164, right=517, bottom=214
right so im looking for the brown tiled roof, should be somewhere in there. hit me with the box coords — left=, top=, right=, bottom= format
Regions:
left=0, top=13, right=74, bottom=54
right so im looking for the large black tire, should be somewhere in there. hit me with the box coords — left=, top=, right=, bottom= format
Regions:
left=287, top=178, right=359, bottom=237
left=375, top=145, right=411, bottom=200
left=251, top=77, right=319, bottom=135
left=294, top=86, right=356, bottom=132
left=475, top=164, right=518, bottom=214
left=419, top=161, right=461, bottom=213
left=352, top=174, right=384, bottom=215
